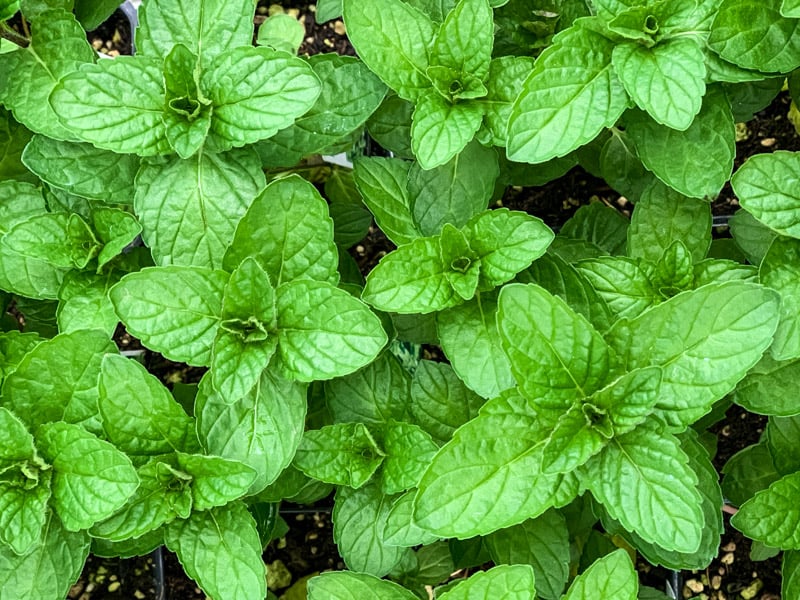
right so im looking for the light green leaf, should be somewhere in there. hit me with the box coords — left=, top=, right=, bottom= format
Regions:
left=439, top=564, right=536, bottom=600
left=352, top=157, right=420, bottom=245
left=294, top=422, right=384, bottom=488
left=2, top=212, right=99, bottom=269
left=732, top=471, right=800, bottom=549
left=36, top=422, right=138, bottom=531
left=0, top=512, right=90, bottom=600
left=22, top=136, right=140, bottom=204
left=481, top=56, right=536, bottom=146
left=540, top=403, right=610, bottom=474
left=760, top=237, right=800, bottom=359
left=729, top=209, right=778, bottom=264
left=411, top=91, right=483, bottom=169
left=785, top=551, right=800, bottom=599
left=224, top=175, right=338, bottom=285
left=431, top=0, right=493, bottom=80
left=708, top=0, right=800, bottom=73
left=0, top=331, right=42, bottom=387
left=51, top=57, right=170, bottom=156
left=257, top=13, right=305, bottom=54
left=383, top=490, right=440, bottom=547
left=627, top=180, right=712, bottom=263
left=564, top=549, right=637, bottom=600
left=333, top=481, right=408, bottom=576
left=110, top=266, right=228, bottom=366
left=722, top=442, right=780, bottom=507
left=381, top=421, right=439, bottom=494
left=135, top=148, right=265, bottom=269
left=593, top=367, right=662, bottom=434
left=784, top=0, right=800, bottom=17
left=734, top=354, right=800, bottom=416
left=612, top=38, right=705, bottom=130
left=137, top=0, right=254, bottom=68
left=598, top=128, right=656, bottom=200
left=203, top=47, right=321, bottom=150
left=175, top=452, right=256, bottom=511
left=486, top=511, right=569, bottom=600
left=366, top=95, right=414, bottom=158
left=0, top=182, right=45, bottom=237
left=607, top=282, right=780, bottom=429
left=342, top=0, right=435, bottom=100
left=196, top=370, right=307, bottom=495
left=560, top=202, right=629, bottom=256
left=733, top=152, right=800, bottom=239
left=498, top=283, right=616, bottom=412
left=3, top=10, right=95, bottom=141
left=308, top=570, right=418, bottom=600
left=98, top=354, right=199, bottom=457
left=507, top=21, right=629, bottom=164
left=767, top=415, right=800, bottom=475
left=583, top=422, right=703, bottom=553
left=276, top=279, right=387, bottom=381
left=575, top=256, right=660, bottom=319
left=164, top=502, right=266, bottom=600
left=92, top=207, right=142, bottom=270
left=161, top=44, right=210, bottom=160
left=626, top=87, right=734, bottom=199
left=2, top=329, right=116, bottom=434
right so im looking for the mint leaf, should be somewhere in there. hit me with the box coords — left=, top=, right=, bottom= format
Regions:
left=481, top=56, right=536, bottom=146
left=0, top=331, right=41, bottom=386
left=294, top=422, right=384, bottom=488
left=57, top=272, right=119, bottom=337
left=175, top=452, right=256, bottom=511
left=21, top=136, right=140, bottom=204
left=411, top=92, right=483, bottom=169
left=540, top=403, right=610, bottom=474
left=584, top=421, right=703, bottom=553
left=135, top=148, right=265, bottom=269
left=2, top=212, right=100, bottom=269
left=498, top=283, right=616, bottom=412
left=722, top=442, right=780, bottom=508
left=593, top=367, right=662, bottom=435
left=564, top=549, right=637, bottom=600
left=276, top=279, right=387, bottom=381
left=767, top=416, right=800, bottom=475
left=92, top=208, right=142, bottom=271
left=612, top=38, right=706, bottom=130
left=485, top=511, right=569, bottom=600
left=164, top=502, right=266, bottom=600
left=383, top=490, right=440, bottom=547
left=309, top=571, right=418, bottom=600
left=507, top=21, right=628, bottom=163
left=333, top=481, right=408, bottom=576
left=257, top=13, right=305, bottom=54
left=98, top=354, right=199, bottom=457
left=729, top=209, right=779, bottom=264
left=607, top=282, right=780, bottom=429
left=0, top=182, right=46, bottom=235
left=431, top=0, right=493, bottom=80
left=36, top=422, right=138, bottom=531
left=381, top=421, right=439, bottom=494
left=2, top=329, right=116, bottom=434
left=224, top=175, right=338, bottom=285
left=734, top=354, right=800, bottom=416
left=0, top=238, right=67, bottom=300
left=196, top=370, right=307, bottom=495
left=559, top=202, right=629, bottom=256
left=342, top=0, right=435, bottom=100
left=760, top=237, right=800, bottom=359
left=732, top=471, right=800, bottom=549
left=575, top=257, right=659, bottom=319
left=438, top=564, right=536, bottom=600
left=161, top=44, right=210, bottom=159
left=734, top=152, right=800, bottom=239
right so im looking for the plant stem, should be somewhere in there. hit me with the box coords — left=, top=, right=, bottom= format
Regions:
left=722, top=503, right=738, bottom=516
left=0, top=22, right=29, bottom=48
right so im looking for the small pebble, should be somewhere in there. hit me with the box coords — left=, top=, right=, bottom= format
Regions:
left=334, top=20, right=346, bottom=35
left=760, top=137, right=776, bottom=147
left=108, top=581, right=121, bottom=593
left=720, top=552, right=735, bottom=565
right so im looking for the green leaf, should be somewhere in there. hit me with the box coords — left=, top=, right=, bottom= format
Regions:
left=784, top=551, right=800, bottom=599
left=438, top=564, right=536, bottom=599
left=0, top=110, right=36, bottom=184
left=73, top=0, right=119, bottom=29
left=2, top=212, right=100, bottom=269
left=723, top=442, right=779, bottom=507
left=2, top=10, right=95, bottom=141
left=598, top=129, right=656, bottom=200
left=625, top=87, right=734, bottom=199
left=734, top=354, right=800, bottom=416
left=381, top=421, right=439, bottom=494
left=342, top=0, right=435, bottom=100
left=224, top=175, right=338, bottom=285
left=0, top=512, right=90, bottom=600
left=275, top=279, right=387, bottom=381
left=308, top=570, right=418, bottom=600
left=92, top=208, right=142, bottom=271
left=98, top=354, right=199, bottom=457
left=203, top=47, right=321, bottom=150
left=732, top=471, right=800, bottom=549
left=413, top=391, right=577, bottom=538
left=729, top=209, right=779, bottom=264
left=0, top=0, right=19, bottom=21
left=612, top=38, right=705, bottom=130
left=110, top=266, right=228, bottom=365
left=709, top=0, right=800, bottom=73
left=507, top=21, right=629, bottom=164
left=36, top=422, right=138, bottom=531
left=0, top=331, right=41, bottom=384
left=363, top=236, right=460, bottom=314
left=481, top=56, right=536, bottom=146
left=407, top=141, right=498, bottom=236
left=383, top=489, right=440, bottom=547
left=430, top=0, right=493, bottom=80
left=411, top=92, right=483, bottom=169
left=734, top=152, right=800, bottom=239
left=161, top=44, right=210, bottom=160
left=785, top=0, right=800, bottom=17
left=21, top=135, right=139, bottom=204
left=137, top=0, right=254, bottom=68
left=164, top=502, right=266, bottom=600
left=575, top=257, right=659, bottom=319
left=564, top=549, right=637, bottom=600
left=440, top=223, right=481, bottom=300
left=175, top=452, right=256, bottom=511
left=51, top=57, right=171, bottom=155
left=498, top=283, right=616, bottom=412
left=583, top=421, right=703, bottom=553
left=333, top=481, right=408, bottom=576
left=485, top=511, right=569, bottom=600
left=627, top=181, right=712, bottom=263
left=366, top=95, right=414, bottom=158
left=135, top=148, right=265, bottom=269
left=257, top=13, right=305, bottom=54
left=607, top=282, right=780, bottom=429
left=2, top=329, right=116, bottom=434
left=56, top=272, right=118, bottom=336
left=197, top=370, right=307, bottom=495
left=760, top=237, right=800, bottom=359
left=294, top=422, right=384, bottom=488
left=325, top=353, right=411, bottom=426
left=767, top=415, right=800, bottom=475
left=560, top=203, right=629, bottom=256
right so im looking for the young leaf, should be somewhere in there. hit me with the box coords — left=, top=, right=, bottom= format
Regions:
left=164, top=502, right=267, bottom=600
left=575, top=257, right=660, bottom=319
left=308, top=570, right=419, bottom=600
left=734, top=354, right=800, bottom=416
left=438, top=564, right=536, bottom=600
left=2, top=212, right=100, bottom=269
left=411, top=92, right=484, bottom=169
left=733, top=152, right=800, bottom=239
left=563, top=549, right=637, bottom=600
left=342, top=0, right=435, bottom=101
left=275, top=280, right=388, bottom=381
left=0, top=181, right=46, bottom=236
left=383, top=490, right=440, bottom=547
left=559, top=202, right=629, bottom=256
left=381, top=421, right=439, bottom=494
left=257, top=13, right=305, bottom=54
left=294, top=422, right=385, bottom=488
left=481, top=56, right=536, bottom=146
left=36, top=422, right=139, bottom=531
left=0, top=331, right=41, bottom=385
left=175, top=453, right=256, bottom=511
left=731, top=471, right=800, bottom=549
left=507, top=21, right=629, bottom=163
left=110, top=266, right=228, bottom=366
left=430, top=0, right=493, bottom=80
left=760, top=237, right=800, bottom=360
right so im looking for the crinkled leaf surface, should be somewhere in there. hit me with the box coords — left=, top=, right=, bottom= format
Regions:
left=733, top=151, right=800, bottom=239
left=2, top=212, right=99, bottom=270
left=308, top=570, right=418, bottom=600
left=563, top=549, right=637, bottom=600
left=767, top=415, right=800, bottom=475
left=575, top=257, right=659, bottom=320
left=383, top=489, right=440, bottom=547
left=734, top=354, right=800, bottom=416
left=430, top=0, right=493, bottom=79
left=439, top=564, right=536, bottom=600
left=559, top=202, right=629, bottom=256
left=729, top=209, right=779, bottom=264
left=381, top=421, right=439, bottom=494
left=760, top=237, right=800, bottom=360
left=411, top=92, right=483, bottom=169
left=732, top=471, right=800, bottom=549
left=175, top=452, right=256, bottom=511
